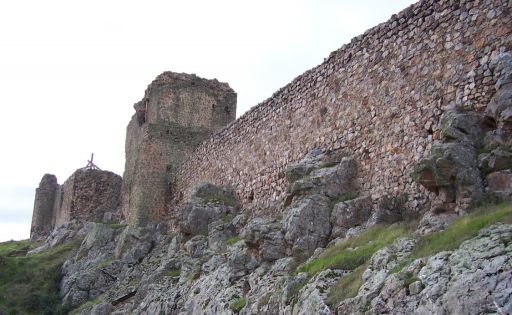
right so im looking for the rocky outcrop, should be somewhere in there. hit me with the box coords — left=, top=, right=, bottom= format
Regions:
left=57, top=196, right=512, bottom=315
left=339, top=224, right=512, bottom=314
left=413, top=52, right=512, bottom=213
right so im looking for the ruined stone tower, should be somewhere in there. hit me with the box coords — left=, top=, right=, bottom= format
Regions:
left=30, top=174, right=59, bottom=242
left=121, top=72, right=236, bottom=227
left=30, top=169, right=122, bottom=242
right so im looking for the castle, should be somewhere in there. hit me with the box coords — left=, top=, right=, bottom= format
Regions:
left=31, top=0, right=511, bottom=242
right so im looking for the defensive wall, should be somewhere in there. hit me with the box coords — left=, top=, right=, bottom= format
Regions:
left=172, top=0, right=512, bottom=218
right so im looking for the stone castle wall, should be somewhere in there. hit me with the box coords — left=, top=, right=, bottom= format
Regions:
left=172, top=0, right=512, bottom=217
left=121, top=72, right=237, bottom=226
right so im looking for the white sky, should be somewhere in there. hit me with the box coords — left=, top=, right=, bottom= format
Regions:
left=0, top=0, right=417, bottom=241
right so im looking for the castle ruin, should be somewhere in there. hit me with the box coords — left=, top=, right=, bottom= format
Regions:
left=30, top=0, right=511, bottom=240
left=30, top=169, right=122, bottom=242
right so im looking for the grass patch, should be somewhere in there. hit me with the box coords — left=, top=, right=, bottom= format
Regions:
left=401, top=271, right=420, bottom=287
left=69, top=294, right=104, bottom=315
left=326, top=264, right=365, bottom=307
left=107, top=223, right=127, bottom=229
left=329, top=192, right=358, bottom=208
left=392, top=202, right=512, bottom=273
left=164, top=268, right=181, bottom=278
left=96, top=258, right=112, bottom=269
left=318, top=161, right=338, bottom=169
left=0, top=241, right=77, bottom=315
left=415, top=203, right=512, bottom=258
left=0, top=239, right=30, bottom=257
left=225, top=236, right=242, bottom=245
left=229, top=297, right=246, bottom=312
left=221, top=213, right=235, bottom=224
left=298, top=224, right=410, bottom=274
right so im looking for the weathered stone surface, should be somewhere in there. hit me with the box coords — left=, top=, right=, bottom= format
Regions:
left=287, top=157, right=357, bottom=201
left=208, top=220, right=235, bottom=252
left=416, top=211, right=459, bottom=236
left=53, top=169, right=123, bottom=226
left=283, top=194, right=332, bottom=260
left=340, top=224, right=512, bottom=314
left=330, top=195, right=372, bottom=238
left=183, top=235, right=208, bottom=258
left=61, top=223, right=124, bottom=308
left=486, top=53, right=512, bottom=128
left=486, top=170, right=512, bottom=199
left=241, top=218, right=287, bottom=262
left=373, top=194, right=409, bottom=224
left=227, top=241, right=258, bottom=282
left=413, top=141, right=483, bottom=209
left=179, top=183, right=240, bottom=236
left=440, top=109, right=485, bottom=147
left=478, top=148, right=512, bottom=175
left=114, top=226, right=156, bottom=264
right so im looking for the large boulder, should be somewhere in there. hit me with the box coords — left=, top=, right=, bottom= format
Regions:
left=287, top=157, right=357, bottom=200
left=114, top=226, right=157, bottom=264
left=179, top=183, right=240, bottom=236
left=412, top=142, right=482, bottom=208
left=440, top=110, right=486, bottom=147
left=330, top=195, right=372, bottom=238
left=478, top=148, right=512, bottom=175
left=283, top=194, right=332, bottom=260
left=241, top=218, right=287, bottom=262
left=486, top=170, right=512, bottom=199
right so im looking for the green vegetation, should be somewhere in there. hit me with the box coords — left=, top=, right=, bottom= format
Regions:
left=401, top=271, right=420, bottom=287
left=68, top=295, right=103, bottom=315
left=0, top=240, right=77, bottom=315
left=164, top=268, right=181, bottom=278
left=107, top=223, right=127, bottom=229
left=96, top=258, right=113, bottom=269
left=327, top=202, right=512, bottom=308
left=225, top=236, right=242, bottom=245
left=318, top=161, right=338, bottom=169
left=229, top=297, right=246, bottom=312
left=0, top=239, right=29, bottom=256
left=298, top=224, right=410, bottom=274
left=221, top=213, right=235, bottom=224
left=329, top=192, right=358, bottom=208
left=393, top=202, right=512, bottom=273
left=326, top=265, right=365, bottom=306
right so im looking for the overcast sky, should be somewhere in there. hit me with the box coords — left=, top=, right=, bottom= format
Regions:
left=0, top=0, right=417, bottom=241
